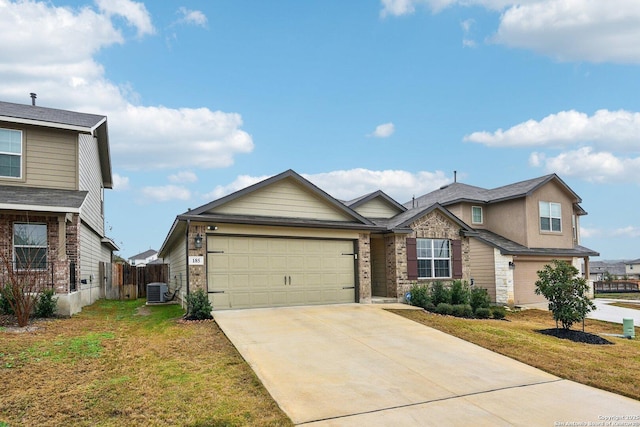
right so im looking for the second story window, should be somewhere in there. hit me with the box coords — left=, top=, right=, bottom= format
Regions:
left=0, top=128, right=22, bottom=178
left=540, top=201, right=562, bottom=232
left=471, top=206, right=483, bottom=224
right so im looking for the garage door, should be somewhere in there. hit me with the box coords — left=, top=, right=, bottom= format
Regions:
left=207, top=236, right=356, bottom=309
left=513, top=259, right=570, bottom=305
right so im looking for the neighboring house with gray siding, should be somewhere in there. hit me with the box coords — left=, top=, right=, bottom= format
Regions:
left=159, top=170, right=598, bottom=310
left=0, top=100, right=118, bottom=315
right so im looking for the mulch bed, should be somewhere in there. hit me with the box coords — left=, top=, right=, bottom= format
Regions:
left=538, top=328, right=614, bottom=345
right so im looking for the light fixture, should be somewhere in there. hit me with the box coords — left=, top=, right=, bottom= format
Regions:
left=194, top=233, right=203, bottom=249
left=207, top=225, right=218, bottom=231
left=509, top=261, right=515, bottom=269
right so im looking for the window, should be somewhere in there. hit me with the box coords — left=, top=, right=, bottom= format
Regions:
left=539, top=201, right=561, bottom=232
left=0, top=128, right=22, bottom=178
left=13, top=223, right=47, bottom=269
left=417, top=238, right=451, bottom=278
left=471, top=206, right=483, bottom=224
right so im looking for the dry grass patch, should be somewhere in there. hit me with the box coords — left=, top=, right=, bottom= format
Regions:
left=389, top=308, right=640, bottom=401
left=1, top=299, right=292, bottom=427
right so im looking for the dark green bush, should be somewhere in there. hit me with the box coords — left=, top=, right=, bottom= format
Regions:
left=430, top=281, right=451, bottom=306
left=424, top=302, right=436, bottom=312
left=450, top=280, right=471, bottom=305
left=470, top=287, right=491, bottom=312
left=452, top=304, right=473, bottom=318
left=474, top=307, right=491, bottom=319
left=35, top=288, right=58, bottom=318
left=491, top=306, right=506, bottom=320
left=185, top=288, right=213, bottom=320
left=435, top=302, right=453, bottom=316
left=408, top=283, right=431, bottom=309
left=0, top=285, right=14, bottom=315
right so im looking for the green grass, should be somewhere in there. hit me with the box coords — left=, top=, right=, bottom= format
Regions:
left=1, top=299, right=292, bottom=427
left=595, top=292, right=640, bottom=300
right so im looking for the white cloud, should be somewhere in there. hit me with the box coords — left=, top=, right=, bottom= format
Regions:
left=203, top=174, right=272, bottom=200
left=530, top=147, right=640, bottom=184
left=95, top=0, right=155, bottom=37
left=176, top=7, right=207, bottom=27
left=112, top=173, right=130, bottom=191
left=579, top=226, right=600, bottom=238
left=612, top=226, right=640, bottom=238
left=369, top=122, right=395, bottom=138
left=168, top=171, right=198, bottom=183
left=465, top=109, right=640, bottom=152
left=0, top=0, right=253, bottom=172
left=140, top=185, right=191, bottom=202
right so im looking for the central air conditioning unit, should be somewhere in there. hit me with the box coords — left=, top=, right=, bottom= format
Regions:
left=147, top=282, right=168, bottom=303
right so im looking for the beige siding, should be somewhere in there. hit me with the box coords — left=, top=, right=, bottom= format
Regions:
left=525, top=181, right=575, bottom=249
left=468, top=238, right=497, bottom=302
left=0, top=124, right=78, bottom=189
left=78, top=134, right=104, bottom=235
left=211, top=178, right=353, bottom=221
left=353, top=198, right=402, bottom=219
left=79, top=222, right=110, bottom=298
left=165, top=237, right=187, bottom=292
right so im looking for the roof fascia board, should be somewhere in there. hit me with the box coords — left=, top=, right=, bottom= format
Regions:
left=0, top=115, right=93, bottom=133
left=158, top=218, right=185, bottom=257
left=397, top=203, right=473, bottom=231
left=349, top=190, right=407, bottom=212
left=0, top=204, right=81, bottom=213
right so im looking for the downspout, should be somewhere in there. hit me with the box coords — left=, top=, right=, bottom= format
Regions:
left=185, top=219, right=190, bottom=295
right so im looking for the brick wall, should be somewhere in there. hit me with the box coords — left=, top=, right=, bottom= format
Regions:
left=358, top=233, right=371, bottom=303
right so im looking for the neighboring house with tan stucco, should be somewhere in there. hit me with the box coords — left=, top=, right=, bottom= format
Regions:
left=0, top=99, right=118, bottom=315
left=159, top=169, right=598, bottom=310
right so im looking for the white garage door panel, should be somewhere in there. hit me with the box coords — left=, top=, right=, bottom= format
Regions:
left=207, top=236, right=356, bottom=309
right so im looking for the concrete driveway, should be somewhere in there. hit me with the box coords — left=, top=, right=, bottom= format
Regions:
left=214, top=304, right=640, bottom=426
left=589, top=299, right=640, bottom=326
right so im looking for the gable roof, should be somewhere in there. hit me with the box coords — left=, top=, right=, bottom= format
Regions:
left=0, top=185, right=87, bottom=213
left=472, top=229, right=599, bottom=257
left=406, top=174, right=583, bottom=210
left=0, top=100, right=113, bottom=189
left=382, top=202, right=475, bottom=234
left=345, top=190, right=407, bottom=213
left=129, top=249, right=158, bottom=260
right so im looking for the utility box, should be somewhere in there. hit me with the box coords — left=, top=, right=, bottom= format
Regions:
left=623, top=318, right=635, bottom=339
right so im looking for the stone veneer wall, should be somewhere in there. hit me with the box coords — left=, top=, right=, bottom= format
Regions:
left=493, top=249, right=514, bottom=305
left=358, top=233, right=371, bottom=303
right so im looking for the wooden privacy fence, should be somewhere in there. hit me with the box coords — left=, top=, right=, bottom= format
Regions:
left=594, top=280, right=640, bottom=293
left=101, top=262, right=169, bottom=300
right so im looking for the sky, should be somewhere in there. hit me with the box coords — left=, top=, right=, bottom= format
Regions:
left=1, top=0, right=640, bottom=261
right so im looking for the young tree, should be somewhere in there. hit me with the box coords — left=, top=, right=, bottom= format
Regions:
left=535, top=260, right=595, bottom=330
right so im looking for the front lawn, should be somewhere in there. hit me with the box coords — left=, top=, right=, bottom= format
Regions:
left=390, top=308, right=640, bottom=401
left=1, top=299, right=292, bottom=427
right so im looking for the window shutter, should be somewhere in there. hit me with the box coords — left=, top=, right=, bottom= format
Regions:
left=406, top=238, right=418, bottom=280
left=452, top=240, right=462, bottom=279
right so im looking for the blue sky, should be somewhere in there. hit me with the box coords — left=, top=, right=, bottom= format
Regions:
left=2, top=0, right=640, bottom=260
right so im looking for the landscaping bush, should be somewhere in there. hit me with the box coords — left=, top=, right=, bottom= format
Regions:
left=474, top=307, right=491, bottom=319
left=35, top=288, right=58, bottom=318
left=424, top=302, right=436, bottom=312
left=491, top=306, right=506, bottom=320
left=435, top=303, right=453, bottom=316
left=450, top=280, right=470, bottom=305
left=0, top=284, right=14, bottom=315
left=408, top=283, right=431, bottom=309
left=430, top=281, right=451, bottom=306
left=470, top=287, right=491, bottom=312
left=452, top=304, right=473, bottom=318
left=184, top=288, right=213, bottom=320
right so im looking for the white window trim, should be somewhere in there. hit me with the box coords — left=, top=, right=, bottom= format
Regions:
left=539, top=201, right=562, bottom=233
left=0, top=127, right=23, bottom=179
left=417, top=238, right=451, bottom=279
left=471, top=206, right=483, bottom=224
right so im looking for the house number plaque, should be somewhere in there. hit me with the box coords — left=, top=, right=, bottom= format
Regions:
left=189, top=256, right=204, bottom=265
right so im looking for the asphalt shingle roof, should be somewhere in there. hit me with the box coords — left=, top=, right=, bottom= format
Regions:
left=0, top=101, right=105, bottom=129
left=0, top=185, right=87, bottom=209
left=473, top=229, right=599, bottom=257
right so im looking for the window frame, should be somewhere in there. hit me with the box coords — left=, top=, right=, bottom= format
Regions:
left=471, top=206, right=483, bottom=224
left=416, top=238, right=451, bottom=279
left=539, top=201, right=562, bottom=233
left=13, top=223, right=48, bottom=270
left=0, top=128, right=23, bottom=179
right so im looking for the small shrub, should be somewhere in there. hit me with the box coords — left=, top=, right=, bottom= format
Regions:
left=184, top=289, right=213, bottom=320
left=430, top=281, right=451, bottom=306
left=474, top=307, right=491, bottom=319
left=452, top=304, right=473, bottom=318
left=491, top=306, right=506, bottom=320
left=408, top=283, right=431, bottom=309
left=470, top=287, right=491, bottom=312
left=0, top=285, right=14, bottom=315
left=435, top=302, right=453, bottom=316
left=424, top=302, right=436, bottom=312
left=450, top=280, right=470, bottom=305
left=35, top=288, right=58, bottom=318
